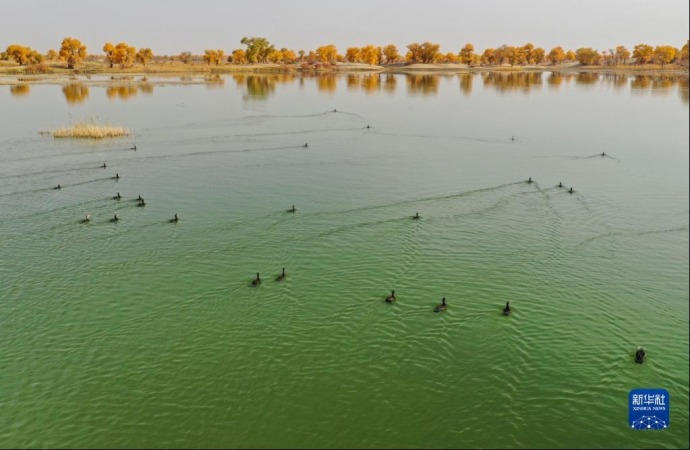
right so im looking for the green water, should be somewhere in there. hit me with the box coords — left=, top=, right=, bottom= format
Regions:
left=1, top=72, right=688, bottom=448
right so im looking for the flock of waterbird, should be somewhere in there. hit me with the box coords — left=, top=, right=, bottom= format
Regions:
left=50, top=140, right=646, bottom=363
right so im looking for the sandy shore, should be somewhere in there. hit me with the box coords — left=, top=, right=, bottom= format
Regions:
left=0, top=61, right=687, bottom=86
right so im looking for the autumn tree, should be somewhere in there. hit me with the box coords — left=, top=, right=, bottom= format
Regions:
left=136, top=48, right=153, bottom=66
left=46, top=49, right=58, bottom=61
left=680, top=40, right=689, bottom=65
left=532, top=47, right=546, bottom=64
left=316, top=44, right=338, bottom=63
left=281, top=49, right=297, bottom=63
left=615, top=45, right=631, bottom=64
left=178, top=51, right=192, bottom=64
left=575, top=48, right=601, bottom=65
left=241, top=37, right=274, bottom=63
left=459, top=43, right=474, bottom=65
left=111, top=42, right=136, bottom=68
left=406, top=42, right=440, bottom=64
left=632, top=44, right=654, bottom=64
left=59, top=37, right=87, bottom=69
left=103, top=42, right=115, bottom=68
left=203, top=50, right=220, bottom=65
left=360, top=45, right=379, bottom=65
left=444, top=52, right=459, bottom=63
left=5, top=45, right=32, bottom=65
left=653, top=45, right=676, bottom=66
left=382, top=44, right=399, bottom=63
left=481, top=48, right=495, bottom=65
left=548, top=46, right=565, bottom=65
left=231, top=49, right=247, bottom=64
left=565, top=50, right=576, bottom=61
left=345, top=47, right=362, bottom=62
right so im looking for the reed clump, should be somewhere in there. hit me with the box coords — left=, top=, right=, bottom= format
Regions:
left=49, top=120, right=130, bottom=139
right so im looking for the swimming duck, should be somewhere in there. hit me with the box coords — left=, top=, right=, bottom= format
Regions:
left=558, top=182, right=563, bottom=188
left=434, top=297, right=447, bottom=313
left=288, top=205, right=296, bottom=213
left=413, top=212, right=420, bottom=220
left=113, top=173, right=120, bottom=180
left=113, top=192, right=121, bottom=200
left=54, top=184, right=62, bottom=190
left=110, top=214, right=119, bottom=223
left=251, top=273, right=261, bottom=287
left=101, top=163, right=107, bottom=169
left=635, top=348, right=645, bottom=364
left=528, top=177, right=532, bottom=184
left=511, top=136, right=515, bottom=141
left=276, top=268, right=286, bottom=281
left=304, top=143, right=308, bottom=148
left=137, top=199, right=146, bottom=207
left=503, top=301, right=511, bottom=316
left=385, top=290, right=396, bottom=303
left=601, top=152, right=606, bottom=157
left=81, top=214, right=91, bottom=224
left=568, top=187, right=574, bottom=194
left=169, top=213, right=179, bottom=223
left=131, top=145, right=137, bottom=150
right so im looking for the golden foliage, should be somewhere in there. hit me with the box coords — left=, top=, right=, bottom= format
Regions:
left=345, top=47, right=362, bottom=63
left=548, top=46, right=565, bottom=65
left=316, top=44, right=338, bottom=63
left=459, top=43, right=474, bottom=65
left=382, top=45, right=399, bottom=64
left=136, top=48, right=153, bottom=66
left=231, top=49, right=247, bottom=64
left=575, top=48, right=601, bottom=65
left=62, top=83, right=89, bottom=104
left=5, top=44, right=42, bottom=65
left=633, top=44, right=654, bottom=64
left=59, top=37, right=87, bottom=69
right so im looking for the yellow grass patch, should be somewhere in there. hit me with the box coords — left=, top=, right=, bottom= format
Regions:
left=48, top=120, right=130, bottom=139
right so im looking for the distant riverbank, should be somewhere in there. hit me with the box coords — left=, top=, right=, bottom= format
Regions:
left=1, top=60, right=687, bottom=84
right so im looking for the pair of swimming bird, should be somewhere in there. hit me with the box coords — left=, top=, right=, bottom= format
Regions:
left=251, top=268, right=287, bottom=286
left=384, top=290, right=511, bottom=315
left=529, top=178, right=574, bottom=193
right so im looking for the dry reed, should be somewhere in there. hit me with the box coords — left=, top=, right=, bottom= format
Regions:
left=49, top=120, right=130, bottom=138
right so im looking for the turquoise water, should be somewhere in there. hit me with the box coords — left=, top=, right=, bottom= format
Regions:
left=0, top=72, right=688, bottom=448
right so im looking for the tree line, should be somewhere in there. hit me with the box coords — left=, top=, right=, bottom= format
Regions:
left=2, top=37, right=689, bottom=69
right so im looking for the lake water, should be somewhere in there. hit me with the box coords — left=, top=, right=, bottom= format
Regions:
left=1, top=72, right=688, bottom=448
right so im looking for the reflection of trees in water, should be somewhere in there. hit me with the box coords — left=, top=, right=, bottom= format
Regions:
left=383, top=74, right=397, bottom=94
left=601, top=73, right=628, bottom=89
left=576, top=72, right=599, bottom=86
left=139, top=82, right=154, bottom=94
left=458, top=74, right=473, bottom=95
left=10, top=84, right=30, bottom=97
left=406, top=74, right=439, bottom=96
left=106, top=84, right=138, bottom=100
left=547, top=72, right=576, bottom=89
left=204, top=74, right=225, bottom=88
left=630, top=75, right=687, bottom=102
left=346, top=74, right=360, bottom=91
left=232, top=74, right=295, bottom=101
left=361, top=73, right=380, bottom=94
left=316, top=74, right=337, bottom=93
left=243, top=76, right=276, bottom=101
left=62, top=83, right=89, bottom=104
left=678, top=77, right=688, bottom=104
left=482, top=72, right=542, bottom=93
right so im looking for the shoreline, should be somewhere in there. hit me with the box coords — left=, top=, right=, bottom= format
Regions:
left=1, top=62, right=687, bottom=86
